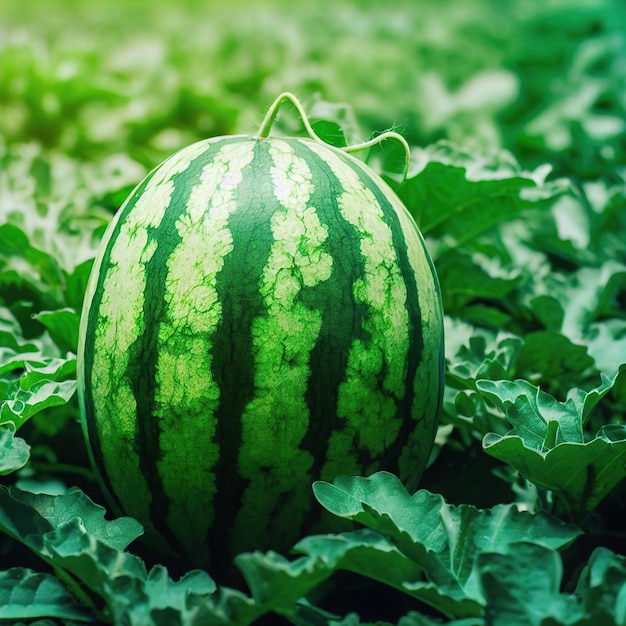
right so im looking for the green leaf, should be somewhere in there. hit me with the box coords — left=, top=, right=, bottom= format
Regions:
left=102, top=565, right=255, bottom=626
left=307, top=98, right=360, bottom=148
left=436, top=249, right=522, bottom=323
left=299, top=532, right=481, bottom=620
left=32, top=309, right=80, bottom=354
left=0, top=485, right=144, bottom=557
left=484, top=428, right=626, bottom=521
left=447, top=335, right=521, bottom=389
left=388, top=141, right=565, bottom=247
left=477, top=379, right=584, bottom=447
left=0, top=347, right=45, bottom=378
left=398, top=615, right=484, bottom=626
left=586, top=319, right=626, bottom=377
left=313, top=472, right=580, bottom=618
left=0, top=568, right=92, bottom=622
left=236, top=549, right=336, bottom=619
left=554, top=262, right=626, bottom=347
left=139, top=567, right=217, bottom=615
left=575, top=547, right=626, bottom=623
left=0, top=485, right=265, bottom=624
left=64, top=259, right=95, bottom=312
left=0, top=224, right=64, bottom=295
left=478, top=543, right=581, bottom=626
left=0, top=377, right=76, bottom=429
left=0, top=485, right=150, bottom=619
left=245, top=530, right=424, bottom=612
left=311, top=120, right=348, bottom=149
left=298, top=530, right=425, bottom=591
left=0, top=307, right=39, bottom=353
left=480, top=546, right=626, bottom=625
left=0, top=350, right=76, bottom=430
left=529, top=295, right=565, bottom=332
left=0, top=142, right=132, bottom=274
left=478, top=371, right=626, bottom=520
left=16, top=358, right=76, bottom=388
left=515, top=331, right=595, bottom=391
left=569, top=369, right=626, bottom=424
left=0, top=423, right=30, bottom=475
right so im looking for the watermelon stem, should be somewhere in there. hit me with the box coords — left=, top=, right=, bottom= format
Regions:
left=256, top=92, right=317, bottom=142
left=257, top=92, right=411, bottom=178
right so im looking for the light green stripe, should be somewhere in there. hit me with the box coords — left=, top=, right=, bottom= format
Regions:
left=305, top=142, right=410, bottom=477
left=153, top=141, right=256, bottom=557
left=89, top=140, right=210, bottom=528
left=375, top=179, right=444, bottom=489
left=235, top=139, right=333, bottom=545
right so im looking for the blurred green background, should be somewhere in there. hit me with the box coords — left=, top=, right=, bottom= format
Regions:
left=1, top=0, right=624, bottom=181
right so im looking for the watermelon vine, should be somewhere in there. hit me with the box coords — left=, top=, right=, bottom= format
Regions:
left=257, top=92, right=412, bottom=176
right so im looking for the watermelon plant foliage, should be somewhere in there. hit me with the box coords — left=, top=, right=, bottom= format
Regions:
left=1, top=0, right=626, bottom=623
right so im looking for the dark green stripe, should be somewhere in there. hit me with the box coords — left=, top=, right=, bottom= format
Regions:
left=300, top=144, right=425, bottom=476
left=293, top=141, right=369, bottom=478
left=352, top=169, right=425, bottom=474
left=130, top=137, right=252, bottom=555
left=128, top=148, right=219, bottom=550
left=82, top=167, right=159, bottom=515
left=208, top=139, right=277, bottom=568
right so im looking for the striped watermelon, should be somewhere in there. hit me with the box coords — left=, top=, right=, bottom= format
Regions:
left=77, top=94, right=444, bottom=573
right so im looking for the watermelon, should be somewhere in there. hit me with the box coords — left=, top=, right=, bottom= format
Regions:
left=77, top=94, right=444, bottom=573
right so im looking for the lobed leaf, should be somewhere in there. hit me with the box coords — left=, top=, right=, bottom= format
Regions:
left=478, top=542, right=580, bottom=626
left=0, top=486, right=144, bottom=560
left=479, top=544, right=626, bottom=625
left=478, top=369, right=626, bottom=520
left=575, top=547, right=626, bottom=623
left=0, top=485, right=274, bottom=625
left=0, top=423, right=30, bottom=475
left=0, top=377, right=77, bottom=430
left=0, top=568, right=92, bottom=622
left=313, top=472, right=580, bottom=618
left=238, top=529, right=423, bottom=620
